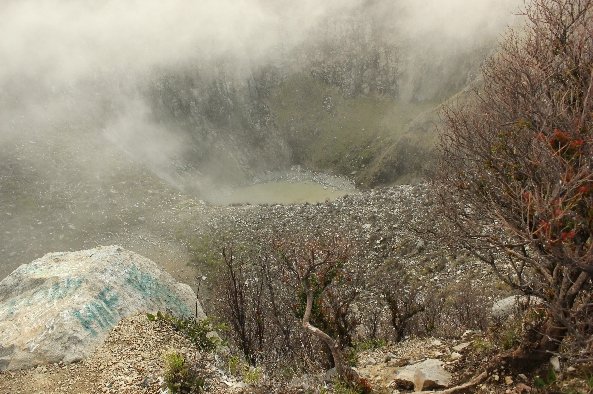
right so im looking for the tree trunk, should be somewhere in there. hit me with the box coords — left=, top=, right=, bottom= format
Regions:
left=507, top=315, right=567, bottom=369
left=302, top=289, right=370, bottom=392
left=513, top=271, right=589, bottom=366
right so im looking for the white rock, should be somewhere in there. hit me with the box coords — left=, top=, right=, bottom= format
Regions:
left=491, top=296, right=542, bottom=319
left=550, top=356, right=561, bottom=372
left=393, top=359, right=452, bottom=391
left=452, top=342, right=471, bottom=352
left=0, top=246, right=204, bottom=371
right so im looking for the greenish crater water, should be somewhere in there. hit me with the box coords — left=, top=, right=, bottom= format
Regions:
left=213, top=181, right=355, bottom=205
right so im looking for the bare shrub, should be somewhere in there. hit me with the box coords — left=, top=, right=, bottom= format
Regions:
left=210, top=235, right=365, bottom=383
left=371, top=260, right=427, bottom=342
left=217, top=247, right=267, bottom=365
left=435, top=0, right=593, bottom=364
left=441, top=281, right=491, bottom=335
left=213, top=245, right=315, bottom=369
left=274, top=236, right=370, bottom=391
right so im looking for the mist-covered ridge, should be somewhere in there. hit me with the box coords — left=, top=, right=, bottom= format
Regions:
left=0, top=0, right=519, bottom=279
left=1, top=0, right=519, bottom=190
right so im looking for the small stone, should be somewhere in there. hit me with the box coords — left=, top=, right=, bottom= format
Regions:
left=452, top=342, right=471, bottom=352
left=416, top=239, right=426, bottom=251
left=231, top=382, right=248, bottom=389
left=517, top=373, right=528, bottom=382
left=566, top=366, right=576, bottom=373
left=450, top=352, right=462, bottom=361
left=324, top=367, right=337, bottom=382
left=493, top=374, right=500, bottom=381
left=414, top=369, right=426, bottom=392
left=549, top=356, right=560, bottom=372
left=505, top=376, right=513, bottom=385
left=389, top=358, right=410, bottom=367
left=515, top=383, right=532, bottom=393
left=393, top=359, right=451, bottom=391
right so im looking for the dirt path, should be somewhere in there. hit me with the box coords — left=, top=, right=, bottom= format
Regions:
left=0, top=315, right=235, bottom=394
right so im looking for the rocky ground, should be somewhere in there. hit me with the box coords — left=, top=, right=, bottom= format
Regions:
left=2, top=313, right=590, bottom=393
left=0, top=313, right=499, bottom=394
left=0, top=138, right=204, bottom=284
left=1, top=183, right=592, bottom=393
left=182, top=184, right=505, bottom=326
left=0, top=314, right=244, bottom=394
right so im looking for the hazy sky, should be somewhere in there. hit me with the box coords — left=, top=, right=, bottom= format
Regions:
left=0, top=0, right=520, bottom=189
left=0, top=0, right=523, bottom=281
left=0, top=0, right=519, bottom=86
left=0, top=0, right=359, bottom=86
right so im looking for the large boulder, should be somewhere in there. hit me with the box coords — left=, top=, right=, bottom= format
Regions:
left=491, top=295, right=543, bottom=320
left=393, top=359, right=452, bottom=391
left=0, top=246, right=204, bottom=371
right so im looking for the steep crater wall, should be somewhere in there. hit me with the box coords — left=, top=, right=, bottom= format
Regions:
left=140, top=10, right=496, bottom=189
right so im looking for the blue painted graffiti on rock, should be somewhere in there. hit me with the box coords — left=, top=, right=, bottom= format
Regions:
left=71, top=287, right=119, bottom=336
left=125, top=265, right=191, bottom=316
left=1, top=277, right=85, bottom=320
left=70, top=265, right=191, bottom=336
left=48, top=277, right=84, bottom=300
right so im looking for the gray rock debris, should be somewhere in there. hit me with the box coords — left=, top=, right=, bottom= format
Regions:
left=393, top=359, right=452, bottom=391
left=491, top=295, right=543, bottom=320
left=0, top=245, right=204, bottom=371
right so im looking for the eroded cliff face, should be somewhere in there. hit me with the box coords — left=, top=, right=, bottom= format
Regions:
left=0, top=0, right=517, bottom=282
left=141, top=5, right=498, bottom=188
left=144, top=63, right=291, bottom=189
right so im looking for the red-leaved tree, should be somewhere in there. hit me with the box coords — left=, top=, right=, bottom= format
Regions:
left=436, top=0, right=593, bottom=364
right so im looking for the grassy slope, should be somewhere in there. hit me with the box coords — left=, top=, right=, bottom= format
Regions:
left=267, top=73, right=439, bottom=186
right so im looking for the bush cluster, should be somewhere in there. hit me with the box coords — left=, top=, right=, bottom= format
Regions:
left=163, top=352, right=205, bottom=394
left=207, top=234, right=492, bottom=377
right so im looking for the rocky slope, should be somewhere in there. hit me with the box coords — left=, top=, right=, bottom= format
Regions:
left=139, top=2, right=501, bottom=189
left=184, top=185, right=505, bottom=320
left=0, top=314, right=240, bottom=394
left=3, top=313, right=589, bottom=393
left=1, top=184, right=592, bottom=393
left=0, top=1, right=511, bottom=283
left=0, top=246, right=204, bottom=371
left=0, top=128, right=208, bottom=282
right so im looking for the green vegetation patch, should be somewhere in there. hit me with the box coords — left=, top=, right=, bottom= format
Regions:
left=267, top=73, right=438, bottom=185
left=147, top=311, right=223, bottom=352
